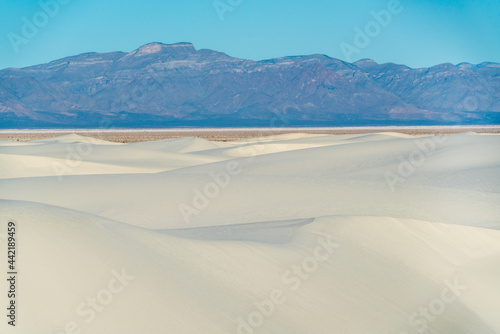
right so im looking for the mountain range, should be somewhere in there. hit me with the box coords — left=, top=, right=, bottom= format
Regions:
left=1, top=42, right=499, bottom=128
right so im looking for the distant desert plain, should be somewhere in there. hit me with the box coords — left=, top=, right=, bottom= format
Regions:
left=1, top=125, right=499, bottom=142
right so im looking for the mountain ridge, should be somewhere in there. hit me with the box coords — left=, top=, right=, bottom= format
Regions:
left=1, top=42, right=499, bottom=128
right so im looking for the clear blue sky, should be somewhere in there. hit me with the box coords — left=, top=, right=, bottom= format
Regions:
left=1, top=0, right=499, bottom=69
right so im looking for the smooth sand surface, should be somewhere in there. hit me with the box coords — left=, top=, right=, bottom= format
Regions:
left=0, top=132, right=499, bottom=333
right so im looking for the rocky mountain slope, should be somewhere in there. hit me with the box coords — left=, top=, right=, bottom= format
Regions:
left=0, top=42, right=498, bottom=127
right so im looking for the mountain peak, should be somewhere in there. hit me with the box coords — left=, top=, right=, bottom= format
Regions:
left=132, top=42, right=196, bottom=56
left=353, top=59, right=378, bottom=69
left=136, top=42, right=165, bottom=55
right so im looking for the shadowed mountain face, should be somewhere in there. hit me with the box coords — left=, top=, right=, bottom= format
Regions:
left=0, top=42, right=499, bottom=128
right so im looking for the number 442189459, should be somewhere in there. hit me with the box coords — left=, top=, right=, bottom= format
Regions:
left=7, top=222, right=16, bottom=271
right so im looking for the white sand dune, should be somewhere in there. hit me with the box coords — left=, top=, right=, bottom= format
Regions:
left=0, top=132, right=499, bottom=334
left=0, top=135, right=229, bottom=179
